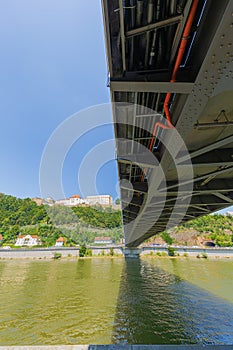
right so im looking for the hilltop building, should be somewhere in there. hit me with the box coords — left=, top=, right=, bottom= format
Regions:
left=31, top=194, right=113, bottom=208
left=55, top=195, right=86, bottom=206
left=31, top=197, right=43, bottom=206
left=86, top=195, right=112, bottom=206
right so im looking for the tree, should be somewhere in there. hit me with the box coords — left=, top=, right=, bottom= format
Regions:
left=79, top=245, right=87, bottom=257
left=115, top=198, right=120, bottom=205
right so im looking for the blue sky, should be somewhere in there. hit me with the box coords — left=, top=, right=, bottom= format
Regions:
left=0, top=0, right=118, bottom=200
left=0, top=1, right=232, bottom=213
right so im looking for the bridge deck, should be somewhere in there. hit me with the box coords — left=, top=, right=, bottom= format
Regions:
left=102, top=0, right=233, bottom=246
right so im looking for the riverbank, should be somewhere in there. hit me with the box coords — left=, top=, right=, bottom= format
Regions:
left=0, top=246, right=233, bottom=259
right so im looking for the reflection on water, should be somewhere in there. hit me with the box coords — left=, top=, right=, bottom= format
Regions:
left=112, top=258, right=233, bottom=345
left=0, top=258, right=233, bottom=345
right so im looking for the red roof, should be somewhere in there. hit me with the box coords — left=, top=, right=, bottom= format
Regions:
left=0, top=234, right=3, bottom=240
left=56, top=237, right=65, bottom=242
left=70, top=194, right=80, bottom=198
left=17, top=235, right=40, bottom=239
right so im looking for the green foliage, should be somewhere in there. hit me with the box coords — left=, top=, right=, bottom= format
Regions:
left=115, top=198, right=120, bottom=205
left=85, top=249, right=92, bottom=257
left=160, top=231, right=173, bottom=245
left=0, top=193, right=48, bottom=227
left=179, top=214, right=233, bottom=247
left=72, top=206, right=122, bottom=229
left=161, top=252, right=167, bottom=257
left=0, top=193, right=123, bottom=247
left=167, top=246, right=175, bottom=256
left=109, top=247, right=114, bottom=256
left=202, top=253, right=208, bottom=259
left=53, top=252, right=62, bottom=259
left=79, top=245, right=87, bottom=257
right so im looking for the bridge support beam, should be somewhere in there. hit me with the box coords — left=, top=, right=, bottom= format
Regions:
left=123, top=247, right=142, bottom=258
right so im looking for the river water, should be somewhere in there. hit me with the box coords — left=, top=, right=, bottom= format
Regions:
left=0, top=257, right=233, bottom=345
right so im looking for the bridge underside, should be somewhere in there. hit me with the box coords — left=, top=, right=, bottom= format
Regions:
left=102, top=0, right=233, bottom=247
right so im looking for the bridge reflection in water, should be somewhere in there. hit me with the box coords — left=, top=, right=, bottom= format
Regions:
left=112, top=257, right=233, bottom=344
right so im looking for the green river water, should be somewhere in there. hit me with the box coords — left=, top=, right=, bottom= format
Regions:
left=0, top=257, right=233, bottom=345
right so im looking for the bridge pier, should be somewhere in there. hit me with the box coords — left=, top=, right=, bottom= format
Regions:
left=123, top=247, right=142, bottom=258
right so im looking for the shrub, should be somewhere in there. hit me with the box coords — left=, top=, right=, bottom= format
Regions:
left=160, top=231, right=173, bottom=245
left=79, top=245, right=87, bottom=257
left=53, top=252, right=62, bottom=259
left=85, top=249, right=92, bottom=257
left=202, top=253, right=208, bottom=259
left=196, top=254, right=200, bottom=258
left=156, top=251, right=161, bottom=256
left=183, top=253, right=188, bottom=257
left=109, top=247, right=114, bottom=256
left=167, top=246, right=175, bottom=256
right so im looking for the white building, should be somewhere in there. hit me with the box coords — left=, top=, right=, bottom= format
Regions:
left=15, top=234, right=41, bottom=247
left=42, top=197, right=55, bottom=206
left=55, top=195, right=86, bottom=207
left=94, top=237, right=113, bottom=245
left=68, top=196, right=86, bottom=206
left=55, top=198, right=70, bottom=206
left=86, top=195, right=113, bottom=206
left=55, top=237, right=66, bottom=247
